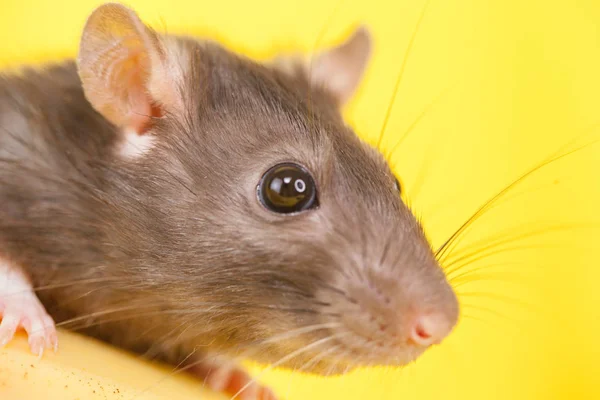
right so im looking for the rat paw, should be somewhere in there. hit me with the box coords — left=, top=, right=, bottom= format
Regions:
left=0, top=262, right=57, bottom=357
left=190, top=358, right=277, bottom=400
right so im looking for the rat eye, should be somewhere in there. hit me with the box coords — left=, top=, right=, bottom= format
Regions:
left=394, top=177, right=402, bottom=194
left=258, top=163, right=318, bottom=214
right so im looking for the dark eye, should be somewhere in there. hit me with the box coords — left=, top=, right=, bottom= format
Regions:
left=258, top=163, right=319, bottom=214
left=394, top=177, right=402, bottom=194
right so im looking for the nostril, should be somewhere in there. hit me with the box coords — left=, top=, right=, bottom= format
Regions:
left=415, top=325, right=431, bottom=340
left=409, top=313, right=452, bottom=347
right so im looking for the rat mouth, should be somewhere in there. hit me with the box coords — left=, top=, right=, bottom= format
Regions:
left=328, top=334, right=427, bottom=370
left=251, top=328, right=429, bottom=376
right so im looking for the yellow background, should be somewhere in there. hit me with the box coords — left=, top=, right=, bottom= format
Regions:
left=1, top=0, right=599, bottom=399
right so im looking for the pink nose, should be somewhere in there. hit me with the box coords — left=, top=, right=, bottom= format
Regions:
left=409, top=313, right=453, bottom=347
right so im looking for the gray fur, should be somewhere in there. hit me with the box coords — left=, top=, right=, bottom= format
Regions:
left=0, top=34, right=457, bottom=373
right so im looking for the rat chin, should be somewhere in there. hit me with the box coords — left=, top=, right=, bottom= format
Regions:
left=260, top=346, right=425, bottom=376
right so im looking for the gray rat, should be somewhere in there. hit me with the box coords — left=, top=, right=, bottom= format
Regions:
left=0, top=3, right=459, bottom=399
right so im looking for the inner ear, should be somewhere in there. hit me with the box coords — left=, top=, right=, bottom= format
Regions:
left=310, top=26, right=373, bottom=105
left=77, top=3, right=182, bottom=134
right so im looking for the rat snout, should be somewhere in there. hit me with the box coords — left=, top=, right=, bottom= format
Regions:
left=309, top=207, right=459, bottom=369
left=340, top=272, right=458, bottom=351
left=318, top=245, right=459, bottom=367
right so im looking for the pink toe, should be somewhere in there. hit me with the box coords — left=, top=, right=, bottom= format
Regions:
left=239, top=385, right=259, bottom=400
left=29, top=336, right=44, bottom=358
left=49, top=331, right=59, bottom=352
left=205, top=368, right=231, bottom=392
left=0, top=314, right=20, bottom=346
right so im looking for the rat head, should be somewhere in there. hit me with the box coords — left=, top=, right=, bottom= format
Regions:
left=78, top=3, right=459, bottom=374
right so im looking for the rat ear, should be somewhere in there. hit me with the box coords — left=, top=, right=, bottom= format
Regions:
left=77, top=3, right=183, bottom=134
left=309, top=26, right=372, bottom=105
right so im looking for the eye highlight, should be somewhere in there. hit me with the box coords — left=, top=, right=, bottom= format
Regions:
left=258, top=163, right=319, bottom=214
